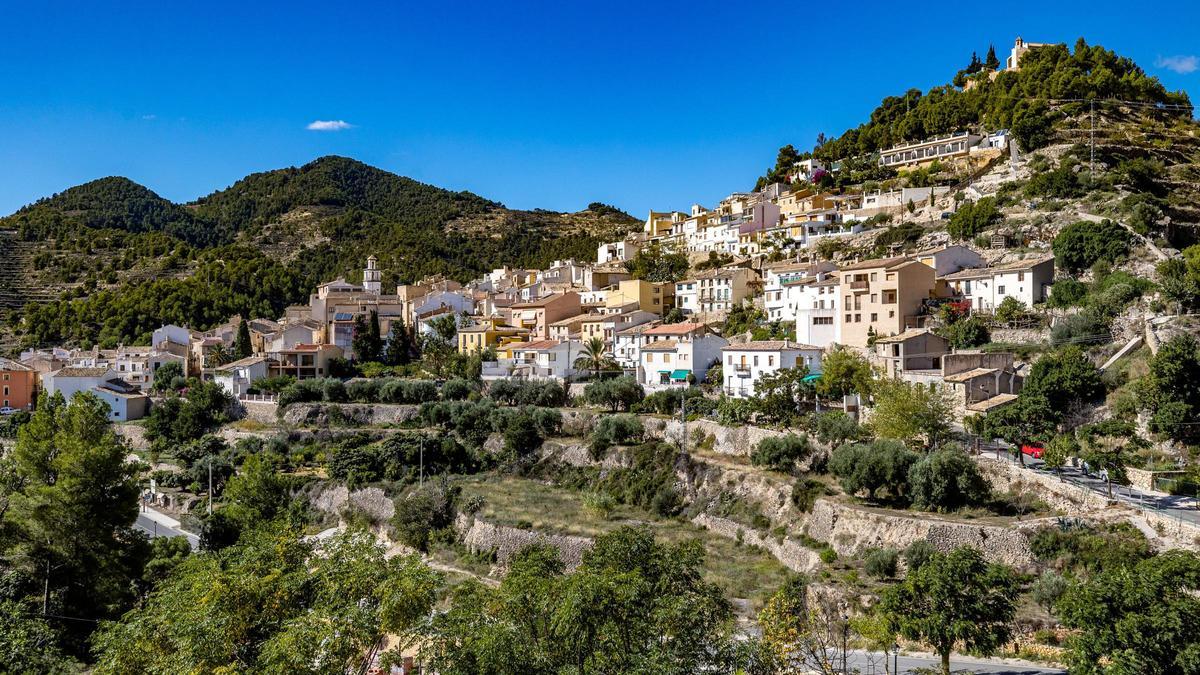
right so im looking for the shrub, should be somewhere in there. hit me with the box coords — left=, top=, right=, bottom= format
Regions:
left=751, top=434, right=813, bottom=474
left=346, top=379, right=382, bottom=402
left=907, top=448, right=992, bottom=512
left=391, top=479, right=460, bottom=551
left=1047, top=279, right=1088, bottom=308
left=829, top=439, right=919, bottom=503
left=993, top=297, right=1028, bottom=325
left=583, top=492, right=618, bottom=520
left=938, top=315, right=990, bottom=349
left=380, top=379, right=439, bottom=404
left=590, top=414, right=644, bottom=459
left=441, top=378, right=476, bottom=401
left=904, top=540, right=937, bottom=572
left=864, top=548, right=899, bottom=579
left=1049, top=311, right=1109, bottom=347
left=1052, top=220, right=1132, bottom=273
left=488, top=379, right=567, bottom=407
left=819, top=547, right=838, bottom=564
left=790, top=478, right=828, bottom=512
left=322, top=379, right=348, bottom=403
left=947, top=197, right=1000, bottom=240
left=813, top=411, right=862, bottom=449
left=1031, top=570, right=1068, bottom=612
left=583, top=376, right=644, bottom=412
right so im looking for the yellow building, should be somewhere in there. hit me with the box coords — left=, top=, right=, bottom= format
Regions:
left=644, top=210, right=686, bottom=239
left=605, top=279, right=675, bottom=315
left=456, top=318, right=530, bottom=355
left=836, top=256, right=938, bottom=348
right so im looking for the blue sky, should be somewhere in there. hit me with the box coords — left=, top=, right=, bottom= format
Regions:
left=1, top=1, right=1197, bottom=217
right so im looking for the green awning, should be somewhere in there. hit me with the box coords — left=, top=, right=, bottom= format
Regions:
left=669, top=369, right=690, bottom=381
left=658, top=370, right=673, bottom=375
left=801, top=373, right=822, bottom=383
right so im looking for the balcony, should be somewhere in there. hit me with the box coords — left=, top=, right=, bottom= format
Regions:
left=734, top=364, right=751, bottom=375
left=849, top=280, right=869, bottom=291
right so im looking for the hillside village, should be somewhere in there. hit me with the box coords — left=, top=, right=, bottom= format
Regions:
left=3, top=35, right=1200, bottom=674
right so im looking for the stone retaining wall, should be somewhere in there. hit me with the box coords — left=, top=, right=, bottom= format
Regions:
left=241, top=400, right=278, bottom=425
left=114, top=423, right=150, bottom=450
left=691, top=514, right=822, bottom=573
left=805, top=499, right=1035, bottom=568
left=457, top=515, right=594, bottom=571
left=975, top=456, right=1112, bottom=515
left=280, top=402, right=420, bottom=428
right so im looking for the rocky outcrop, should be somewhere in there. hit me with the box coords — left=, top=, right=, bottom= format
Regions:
left=457, top=515, right=593, bottom=571
left=540, top=439, right=630, bottom=469
left=559, top=409, right=597, bottom=437
left=975, top=456, right=1112, bottom=515
left=113, top=422, right=150, bottom=450
left=280, top=402, right=420, bottom=428
left=806, top=499, right=1035, bottom=567
left=241, top=400, right=279, bottom=425
left=691, top=514, right=823, bottom=573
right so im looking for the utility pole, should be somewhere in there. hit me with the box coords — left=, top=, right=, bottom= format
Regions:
left=419, top=436, right=425, bottom=487
left=207, top=457, right=213, bottom=515
left=680, top=395, right=688, bottom=452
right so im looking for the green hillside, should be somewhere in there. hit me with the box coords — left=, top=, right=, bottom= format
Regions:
left=2, top=157, right=639, bottom=349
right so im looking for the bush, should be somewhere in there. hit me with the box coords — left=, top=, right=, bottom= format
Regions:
left=380, top=378, right=439, bottom=404
left=938, top=315, right=990, bottom=349
left=1052, top=220, right=1132, bottom=273
left=583, top=376, right=644, bottom=412
left=904, top=540, right=937, bottom=572
left=829, top=439, right=919, bottom=503
left=864, top=548, right=899, bottom=579
left=819, top=547, right=838, bottom=564
left=1049, top=311, right=1109, bottom=347
left=441, top=378, right=476, bottom=401
left=590, top=414, right=645, bottom=459
left=638, top=387, right=705, bottom=416
left=751, top=433, right=813, bottom=474
left=790, top=478, right=828, bottom=512
left=993, top=297, right=1028, bottom=325
left=907, top=448, right=991, bottom=512
left=947, top=197, right=1000, bottom=240
left=391, top=479, right=460, bottom=551
left=488, top=379, right=567, bottom=407
left=813, top=411, right=862, bottom=449
left=1047, top=279, right=1088, bottom=308
left=1031, top=570, right=1068, bottom=612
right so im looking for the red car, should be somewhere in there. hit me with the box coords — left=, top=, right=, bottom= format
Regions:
left=1021, top=443, right=1044, bottom=459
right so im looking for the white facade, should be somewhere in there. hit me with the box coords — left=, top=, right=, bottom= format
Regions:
left=639, top=332, right=728, bottom=391
left=44, top=368, right=115, bottom=402
left=213, top=356, right=270, bottom=399
left=795, top=278, right=841, bottom=347
left=721, top=341, right=824, bottom=398
left=944, top=256, right=1055, bottom=313
left=915, top=244, right=985, bottom=277
left=483, top=340, right=579, bottom=382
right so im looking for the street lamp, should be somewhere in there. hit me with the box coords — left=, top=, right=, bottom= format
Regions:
left=891, top=643, right=900, bottom=675
left=840, top=601, right=850, bottom=675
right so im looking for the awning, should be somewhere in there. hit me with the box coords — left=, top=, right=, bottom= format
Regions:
left=801, top=373, right=822, bottom=383
left=669, top=369, right=690, bottom=381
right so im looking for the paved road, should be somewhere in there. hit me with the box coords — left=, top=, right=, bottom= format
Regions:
left=134, top=510, right=200, bottom=549
left=847, top=649, right=1065, bottom=674
left=985, top=448, right=1200, bottom=529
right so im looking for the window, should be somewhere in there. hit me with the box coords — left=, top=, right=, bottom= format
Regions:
left=870, top=272, right=878, bottom=281
left=889, top=310, right=895, bottom=318
left=814, top=317, right=833, bottom=325
left=870, top=313, right=878, bottom=322
left=753, top=355, right=759, bottom=366
left=845, top=314, right=852, bottom=323
left=998, top=285, right=1006, bottom=294
left=664, top=354, right=672, bottom=363
left=727, top=355, right=733, bottom=365
left=767, top=355, right=774, bottom=367
left=855, top=314, right=861, bottom=322
left=2, top=387, right=7, bottom=396
left=870, top=293, right=877, bottom=303
left=647, top=353, right=654, bottom=363
left=1017, top=272, right=1025, bottom=281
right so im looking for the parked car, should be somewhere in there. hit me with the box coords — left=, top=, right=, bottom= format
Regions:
left=1021, top=443, right=1044, bottom=459
left=0, top=407, right=16, bottom=415
left=940, top=211, right=954, bottom=220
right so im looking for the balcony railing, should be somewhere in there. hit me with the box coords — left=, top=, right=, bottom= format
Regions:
left=849, top=280, right=869, bottom=291
left=734, top=364, right=751, bottom=374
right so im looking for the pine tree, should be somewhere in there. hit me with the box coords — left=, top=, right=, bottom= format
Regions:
left=351, top=314, right=370, bottom=362
left=234, top=319, right=252, bottom=359
left=984, top=44, right=1000, bottom=71
left=966, top=51, right=982, bottom=74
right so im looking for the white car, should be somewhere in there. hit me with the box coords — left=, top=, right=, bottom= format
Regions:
left=0, top=407, right=16, bottom=415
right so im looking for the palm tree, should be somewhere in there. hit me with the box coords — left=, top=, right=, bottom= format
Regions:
left=574, top=337, right=613, bottom=380
left=207, top=343, right=233, bottom=368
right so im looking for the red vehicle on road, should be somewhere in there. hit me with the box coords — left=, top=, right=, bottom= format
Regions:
left=1021, top=443, right=1044, bottom=459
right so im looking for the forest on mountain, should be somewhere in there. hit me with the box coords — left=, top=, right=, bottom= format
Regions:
left=2, top=156, right=638, bottom=348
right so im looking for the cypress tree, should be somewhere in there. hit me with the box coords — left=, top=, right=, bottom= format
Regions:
left=234, top=320, right=252, bottom=359
left=985, top=44, right=1000, bottom=71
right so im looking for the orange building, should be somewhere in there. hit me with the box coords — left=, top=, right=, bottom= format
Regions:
left=0, top=357, right=37, bottom=411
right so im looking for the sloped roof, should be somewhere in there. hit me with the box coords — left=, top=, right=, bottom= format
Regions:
left=722, top=340, right=821, bottom=352
left=641, top=340, right=679, bottom=351
left=643, top=322, right=705, bottom=336
left=837, top=255, right=911, bottom=272
left=874, top=328, right=939, bottom=344
left=53, top=367, right=110, bottom=378
left=944, top=367, right=999, bottom=383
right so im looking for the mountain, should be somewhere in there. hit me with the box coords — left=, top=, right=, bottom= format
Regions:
left=0, top=157, right=639, bottom=349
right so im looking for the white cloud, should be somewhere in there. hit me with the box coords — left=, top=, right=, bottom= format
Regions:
left=141, top=114, right=157, bottom=120
left=306, top=119, right=354, bottom=131
left=1156, top=55, right=1198, bottom=74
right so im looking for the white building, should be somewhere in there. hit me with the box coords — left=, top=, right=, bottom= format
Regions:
left=941, top=255, right=1055, bottom=313
left=720, top=340, right=824, bottom=398
left=763, top=262, right=836, bottom=323
left=613, top=321, right=659, bottom=371
left=794, top=275, right=841, bottom=347
left=212, top=355, right=270, bottom=399
left=597, top=236, right=644, bottom=264
left=482, top=339, right=579, bottom=382
left=637, top=322, right=727, bottom=391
